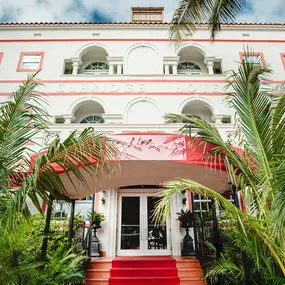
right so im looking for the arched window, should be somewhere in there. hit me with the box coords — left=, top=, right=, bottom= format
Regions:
left=80, top=115, right=105, bottom=124
left=177, top=62, right=201, bottom=75
left=84, top=62, right=109, bottom=75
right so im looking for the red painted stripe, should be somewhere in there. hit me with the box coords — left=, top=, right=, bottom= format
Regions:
left=41, top=201, right=47, bottom=213
left=1, top=79, right=282, bottom=84
left=188, top=191, right=193, bottom=212
left=1, top=38, right=285, bottom=43
left=0, top=79, right=227, bottom=83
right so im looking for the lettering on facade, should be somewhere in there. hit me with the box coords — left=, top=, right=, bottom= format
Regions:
left=114, top=136, right=187, bottom=160
left=55, top=83, right=224, bottom=93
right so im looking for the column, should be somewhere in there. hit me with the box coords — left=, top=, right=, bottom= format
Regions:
left=212, top=114, right=224, bottom=123
left=109, top=64, right=114, bottom=75
left=71, top=58, right=82, bottom=75
left=117, top=64, right=122, bottom=75
left=164, top=64, right=170, bottom=75
left=62, top=114, right=74, bottom=124
left=172, top=64, right=178, bottom=75
left=207, top=61, right=214, bottom=75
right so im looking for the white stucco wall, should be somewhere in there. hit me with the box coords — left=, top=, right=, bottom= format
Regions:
left=1, top=22, right=284, bottom=257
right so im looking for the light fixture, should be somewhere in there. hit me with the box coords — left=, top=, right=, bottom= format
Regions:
left=101, top=191, right=106, bottom=205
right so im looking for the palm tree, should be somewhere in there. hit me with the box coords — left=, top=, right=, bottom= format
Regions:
left=154, top=54, right=285, bottom=282
left=0, top=72, right=118, bottom=228
left=0, top=73, right=119, bottom=284
left=170, top=0, right=245, bottom=39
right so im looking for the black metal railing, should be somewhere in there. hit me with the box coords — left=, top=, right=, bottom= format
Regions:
left=193, top=206, right=221, bottom=285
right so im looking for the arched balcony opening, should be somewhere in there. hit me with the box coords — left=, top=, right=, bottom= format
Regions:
left=63, top=45, right=123, bottom=76
left=72, top=101, right=105, bottom=124
left=79, top=47, right=109, bottom=75
left=178, top=47, right=208, bottom=75
left=181, top=101, right=214, bottom=123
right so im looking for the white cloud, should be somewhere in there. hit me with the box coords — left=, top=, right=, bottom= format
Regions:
left=0, top=0, right=284, bottom=23
left=237, top=0, right=285, bottom=23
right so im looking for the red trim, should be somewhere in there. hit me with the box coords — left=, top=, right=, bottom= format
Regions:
left=0, top=79, right=226, bottom=83
left=0, top=52, right=3, bottom=64
left=41, top=201, right=47, bottom=213
left=239, top=51, right=265, bottom=64
left=16, top=51, right=45, bottom=72
left=94, top=193, right=100, bottom=212
left=0, top=79, right=283, bottom=84
left=280, top=53, right=285, bottom=70
left=188, top=191, right=193, bottom=212
left=0, top=92, right=225, bottom=96
left=2, top=38, right=285, bottom=43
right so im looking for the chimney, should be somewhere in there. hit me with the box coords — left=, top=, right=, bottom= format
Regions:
left=131, top=7, right=164, bottom=22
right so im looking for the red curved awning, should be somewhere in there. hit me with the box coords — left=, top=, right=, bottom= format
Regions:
left=29, top=132, right=239, bottom=199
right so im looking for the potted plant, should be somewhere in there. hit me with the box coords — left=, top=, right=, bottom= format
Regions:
left=88, top=211, right=105, bottom=229
left=177, top=209, right=196, bottom=228
left=177, top=209, right=197, bottom=256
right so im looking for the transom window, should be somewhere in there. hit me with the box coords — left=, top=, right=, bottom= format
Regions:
left=178, top=62, right=201, bottom=75
left=240, top=52, right=264, bottom=66
left=17, top=52, right=44, bottom=72
left=22, top=55, right=41, bottom=69
left=84, top=62, right=109, bottom=75
left=80, top=115, right=104, bottom=124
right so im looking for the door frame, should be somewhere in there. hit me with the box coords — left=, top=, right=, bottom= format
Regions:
left=117, top=188, right=171, bottom=256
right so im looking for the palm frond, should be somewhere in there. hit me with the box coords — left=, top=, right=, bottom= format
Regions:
left=170, top=0, right=244, bottom=40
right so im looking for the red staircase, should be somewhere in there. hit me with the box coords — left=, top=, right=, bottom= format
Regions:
left=85, top=256, right=205, bottom=285
left=109, top=256, right=179, bottom=285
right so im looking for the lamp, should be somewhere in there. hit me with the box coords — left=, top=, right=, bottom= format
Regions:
left=101, top=191, right=106, bottom=205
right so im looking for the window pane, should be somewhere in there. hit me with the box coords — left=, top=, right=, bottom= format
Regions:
left=21, top=54, right=41, bottom=69
left=244, top=55, right=261, bottom=64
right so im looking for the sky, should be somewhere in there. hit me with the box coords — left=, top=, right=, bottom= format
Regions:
left=0, top=0, right=284, bottom=24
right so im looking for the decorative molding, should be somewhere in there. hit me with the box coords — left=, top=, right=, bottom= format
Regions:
left=43, top=131, right=60, bottom=146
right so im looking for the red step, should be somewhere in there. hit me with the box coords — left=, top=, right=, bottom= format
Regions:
left=109, top=257, right=179, bottom=285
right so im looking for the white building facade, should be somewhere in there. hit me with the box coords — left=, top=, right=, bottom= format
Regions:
left=1, top=7, right=285, bottom=258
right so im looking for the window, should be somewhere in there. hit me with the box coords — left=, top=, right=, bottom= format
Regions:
left=193, top=194, right=212, bottom=218
left=17, top=52, right=44, bottom=72
left=80, top=115, right=104, bottom=124
left=280, top=53, right=285, bottom=70
left=84, top=62, right=109, bottom=75
left=239, top=52, right=265, bottom=65
left=0, top=52, right=3, bottom=64
left=177, top=62, right=201, bottom=75
left=193, top=194, right=236, bottom=217
left=64, top=61, right=73, bottom=74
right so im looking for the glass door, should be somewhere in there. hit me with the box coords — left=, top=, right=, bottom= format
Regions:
left=143, top=195, right=171, bottom=255
left=117, top=195, right=142, bottom=256
left=117, top=192, right=171, bottom=256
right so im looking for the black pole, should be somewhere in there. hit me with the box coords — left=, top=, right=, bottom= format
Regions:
left=68, top=199, right=76, bottom=243
left=232, top=185, right=240, bottom=209
left=91, top=194, right=95, bottom=220
left=40, top=195, right=54, bottom=261
left=191, top=193, right=199, bottom=258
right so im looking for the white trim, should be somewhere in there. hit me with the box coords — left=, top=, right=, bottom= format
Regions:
left=117, top=189, right=171, bottom=256
left=177, top=96, right=218, bottom=114
left=67, top=96, right=109, bottom=114
left=75, top=42, right=110, bottom=58
left=124, top=42, right=162, bottom=74
left=122, top=96, right=164, bottom=124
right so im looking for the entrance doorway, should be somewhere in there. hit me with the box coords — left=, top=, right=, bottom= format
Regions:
left=117, top=189, right=171, bottom=256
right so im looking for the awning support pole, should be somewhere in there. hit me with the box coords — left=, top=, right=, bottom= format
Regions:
left=68, top=199, right=76, bottom=243
left=40, top=195, right=54, bottom=260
